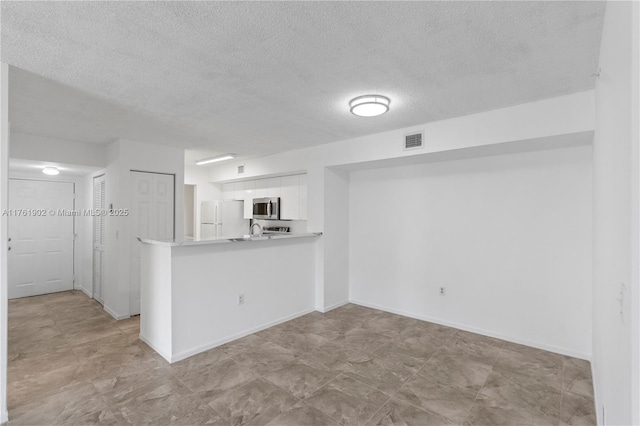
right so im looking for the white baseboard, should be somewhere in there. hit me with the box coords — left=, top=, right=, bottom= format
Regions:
left=103, top=304, right=130, bottom=321
left=169, top=307, right=316, bottom=363
left=1, top=409, right=8, bottom=424
left=349, top=298, right=591, bottom=361
left=592, top=362, right=602, bottom=425
left=321, top=299, right=350, bottom=313
left=139, top=333, right=172, bottom=364
left=77, top=286, right=92, bottom=299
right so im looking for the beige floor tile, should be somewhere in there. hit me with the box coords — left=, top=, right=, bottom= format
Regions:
left=7, top=295, right=594, bottom=426
left=63, top=323, right=124, bottom=347
left=336, top=346, right=425, bottom=395
left=264, top=402, right=339, bottom=426
left=8, top=364, right=81, bottom=410
left=476, top=367, right=561, bottom=419
left=8, top=381, right=117, bottom=425
left=218, top=333, right=270, bottom=357
left=262, top=361, right=340, bottom=399
left=114, top=315, right=141, bottom=334
left=560, top=391, right=596, bottom=426
left=495, top=346, right=564, bottom=389
left=231, top=340, right=300, bottom=374
left=464, top=401, right=558, bottom=426
left=418, top=350, right=493, bottom=391
left=366, top=397, right=455, bottom=426
left=562, top=357, right=594, bottom=398
left=331, top=327, right=393, bottom=355
left=304, top=374, right=390, bottom=426
left=180, top=357, right=261, bottom=396
left=394, top=376, right=478, bottom=423
left=208, top=377, right=299, bottom=426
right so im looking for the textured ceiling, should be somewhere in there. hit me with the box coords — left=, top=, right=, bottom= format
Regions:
left=1, top=1, right=605, bottom=160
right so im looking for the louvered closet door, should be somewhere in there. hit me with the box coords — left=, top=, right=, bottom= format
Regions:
left=93, top=174, right=106, bottom=304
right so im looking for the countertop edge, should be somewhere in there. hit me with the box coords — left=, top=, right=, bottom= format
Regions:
left=137, top=232, right=323, bottom=247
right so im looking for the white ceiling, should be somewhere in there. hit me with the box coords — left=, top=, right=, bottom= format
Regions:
left=1, top=1, right=605, bottom=162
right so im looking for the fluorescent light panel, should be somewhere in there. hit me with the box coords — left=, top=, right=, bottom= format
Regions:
left=195, top=154, right=236, bottom=166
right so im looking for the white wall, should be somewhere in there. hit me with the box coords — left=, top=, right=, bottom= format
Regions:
left=0, top=62, right=10, bottom=424
left=592, top=2, right=640, bottom=424
left=184, top=165, right=221, bottom=240
left=140, top=237, right=317, bottom=362
left=170, top=238, right=316, bottom=361
left=10, top=132, right=106, bottom=168
left=323, top=168, right=350, bottom=310
left=350, top=146, right=593, bottom=359
left=209, top=92, right=595, bottom=316
left=102, top=139, right=184, bottom=319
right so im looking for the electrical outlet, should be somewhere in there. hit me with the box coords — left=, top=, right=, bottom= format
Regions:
left=237, top=294, right=245, bottom=305
left=439, top=287, right=446, bottom=296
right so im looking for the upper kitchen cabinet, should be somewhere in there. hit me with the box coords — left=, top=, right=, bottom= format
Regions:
left=299, top=174, right=308, bottom=220
left=254, top=179, right=269, bottom=199
left=222, top=182, right=234, bottom=200
left=280, top=175, right=299, bottom=220
left=267, top=177, right=281, bottom=197
left=221, top=174, right=308, bottom=220
left=241, top=180, right=255, bottom=219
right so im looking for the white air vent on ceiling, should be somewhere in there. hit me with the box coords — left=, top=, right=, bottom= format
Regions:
left=404, top=131, right=424, bottom=151
left=237, top=165, right=244, bottom=174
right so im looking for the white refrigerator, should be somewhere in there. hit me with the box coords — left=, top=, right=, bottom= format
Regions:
left=201, top=200, right=248, bottom=239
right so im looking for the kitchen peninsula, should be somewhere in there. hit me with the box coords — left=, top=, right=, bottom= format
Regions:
left=138, top=233, right=321, bottom=363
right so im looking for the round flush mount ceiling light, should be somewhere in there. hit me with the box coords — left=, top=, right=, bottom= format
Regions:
left=42, top=166, right=60, bottom=176
left=349, top=94, right=391, bottom=117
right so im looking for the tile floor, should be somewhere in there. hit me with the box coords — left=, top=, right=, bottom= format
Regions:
left=7, top=291, right=595, bottom=425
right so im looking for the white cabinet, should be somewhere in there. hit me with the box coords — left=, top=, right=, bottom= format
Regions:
left=299, top=174, right=308, bottom=220
left=241, top=181, right=255, bottom=219
left=222, top=183, right=234, bottom=200
left=267, top=177, right=281, bottom=197
left=254, top=179, right=269, bottom=199
left=220, top=174, right=308, bottom=220
left=280, top=175, right=299, bottom=220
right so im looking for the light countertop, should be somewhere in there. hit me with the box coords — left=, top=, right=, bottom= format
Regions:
left=138, top=232, right=322, bottom=247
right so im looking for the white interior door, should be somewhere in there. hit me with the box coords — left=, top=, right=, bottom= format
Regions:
left=93, top=174, right=105, bottom=304
left=130, top=171, right=174, bottom=315
left=8, top=179, right=75, bottom=299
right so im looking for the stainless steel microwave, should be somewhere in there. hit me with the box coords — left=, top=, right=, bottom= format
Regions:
left=253, top=197, right=280, bottom=220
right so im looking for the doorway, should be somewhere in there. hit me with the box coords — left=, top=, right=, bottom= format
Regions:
left=7, top=179, right=75, bottom=299
left=129, top=171, right=175, bottom=315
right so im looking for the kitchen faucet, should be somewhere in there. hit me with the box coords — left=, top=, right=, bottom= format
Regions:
left=251, top=222, right=263, bottom=236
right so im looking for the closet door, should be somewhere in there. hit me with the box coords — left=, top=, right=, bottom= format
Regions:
left=130, top=171, right=175, bottom=315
